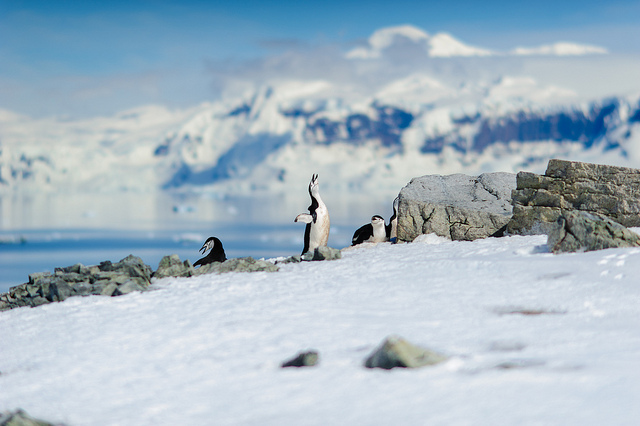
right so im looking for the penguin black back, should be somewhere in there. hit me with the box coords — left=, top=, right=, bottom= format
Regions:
left=352, top=215, right=386, bottom=246
left=194, top=236, right=227, bottom=267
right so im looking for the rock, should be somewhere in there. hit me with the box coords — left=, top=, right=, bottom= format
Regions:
left=547, top=210, right=640, bottom=254
left=508, top=159, right=640, bottom=235
left=113, top=279, right=147, bottom=295
left=194, top=257, right=279, bottom=275
left=0, top=408, right=62, bottom=426
left=153, top=255, right=195, bottom=279
left=397, top=172, right=516, bottom=242
left=0, top=255, right=155, bottom=311
left=276, top=255, right=302, bottom=264
left=364, top=335, right=449, bottom=370
left=281, top=350, right=319, bottom=368
left=314, top=246, right=341, bottom=260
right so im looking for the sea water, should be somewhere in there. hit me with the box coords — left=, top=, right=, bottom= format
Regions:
left=0, top=191, right=393, bottom=293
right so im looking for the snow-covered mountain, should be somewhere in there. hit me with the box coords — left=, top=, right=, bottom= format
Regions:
left=0, top=25, right=638, bottom=198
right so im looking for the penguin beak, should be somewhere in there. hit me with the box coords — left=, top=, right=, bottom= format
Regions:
left=199, top=244, right=207, bottom=254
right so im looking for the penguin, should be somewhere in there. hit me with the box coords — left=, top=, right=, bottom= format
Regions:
left=386, top=196, right=399, bottom=243
left=351, top=215, right=388, bottom=246
left=193, top=236, right=227, bottom=267
left=294, top=174, right=330, bottom=255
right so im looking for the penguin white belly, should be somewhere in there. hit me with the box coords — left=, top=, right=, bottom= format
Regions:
left=308, top=206, right=330, bottom=250
left=370, top=220, right=387, bottom=243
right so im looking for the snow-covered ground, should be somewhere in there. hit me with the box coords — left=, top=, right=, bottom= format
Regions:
left=2, top=233, right=640, bottom=425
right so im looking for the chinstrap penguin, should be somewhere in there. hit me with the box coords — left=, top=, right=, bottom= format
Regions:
left=194, top=236, right=227, bottom=267
left=294, top=173, right=330, bottom=255
left=352, top=215, right=388, bottom=246
left=386, top=196, right=399, bottom=243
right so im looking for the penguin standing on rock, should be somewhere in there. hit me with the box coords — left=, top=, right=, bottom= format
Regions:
left=194, top=236, right=227, bottom=267
left=351, top=215, right=387, bottom=246
left=294, top=174, right=330, bottom=255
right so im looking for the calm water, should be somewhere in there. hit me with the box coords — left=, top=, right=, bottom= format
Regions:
left=0, top=192, right=393, bottom=292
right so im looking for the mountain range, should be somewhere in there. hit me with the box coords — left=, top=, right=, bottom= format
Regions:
left=1, top=25, right=638, bottom=198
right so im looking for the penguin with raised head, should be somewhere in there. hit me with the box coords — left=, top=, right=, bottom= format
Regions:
left=386, top=196, right=399, bottom=243
left=351, top=215, right=387, bottom=246
left=194, top=236, right=227, bottom=267
left=294, top=174, right=330, bottom=255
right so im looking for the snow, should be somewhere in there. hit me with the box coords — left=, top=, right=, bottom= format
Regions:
left=2, top=234, right=640, bottom=425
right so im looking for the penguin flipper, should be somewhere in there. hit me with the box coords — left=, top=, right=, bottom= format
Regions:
left=352, top=223, right=373, bottom=246
left=193, top=257, right=206, bottom=268
left=295, top=213, right=313, bottom=223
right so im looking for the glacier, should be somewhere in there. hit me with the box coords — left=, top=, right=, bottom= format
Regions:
left=1, top=25, right=639, bottom=199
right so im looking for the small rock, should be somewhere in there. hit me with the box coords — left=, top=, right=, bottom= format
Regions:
left=281, top=350, right=320, bottom=368
left=153, top=254, right=194, bottom=279
left=277, top=255, right=302, bottom=264
left=114, top=279, right=146, bottom=295
left=364, top=335, right=449, bottom=369
left=0, top=408, right=62, bottom=426
left=312, top=246, right=342, bottom=261
left=101, top=283, right=118, bottom=297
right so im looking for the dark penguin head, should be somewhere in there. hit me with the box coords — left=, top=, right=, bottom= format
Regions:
left=307, top=173, right=320, bottom=214
left=194, top=236, right=227, bottom=267
left=199, top=237, right=221, bottom=255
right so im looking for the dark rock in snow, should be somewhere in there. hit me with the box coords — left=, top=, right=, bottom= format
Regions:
left=547, top=210, right=640, bottom=254
left=364, top=335, right=449, bottom=370
left=0, top=408, right=64, bottom=426
left=281, top=350, right=319, bottom=368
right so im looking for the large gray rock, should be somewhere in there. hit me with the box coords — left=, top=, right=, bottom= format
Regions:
left=364, top=335, right=449, bottom=370
left=547, top=210, right=640, bottom=254
left=397, top=172, right=516, bottom=241
left=508, top=159, right=640, bottom=235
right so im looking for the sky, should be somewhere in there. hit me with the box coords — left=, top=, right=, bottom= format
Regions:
left=1, top=0, right=639, bottom=118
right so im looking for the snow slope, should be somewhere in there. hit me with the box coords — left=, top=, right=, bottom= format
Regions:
left=2, top=234, right=640, bottom=425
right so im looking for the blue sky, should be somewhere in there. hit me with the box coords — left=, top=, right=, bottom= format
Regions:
left=1, top=0, right=639, bottom=117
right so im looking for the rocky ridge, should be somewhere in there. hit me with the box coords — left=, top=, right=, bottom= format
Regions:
left=507, top=159, right=640, bottom=235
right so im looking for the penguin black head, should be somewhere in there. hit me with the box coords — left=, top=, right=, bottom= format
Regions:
left=199, top=236, right=222, bottom=255
left=194, top=236, right=227, bottom=267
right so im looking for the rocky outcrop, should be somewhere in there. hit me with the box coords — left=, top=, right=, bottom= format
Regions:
left=397, top=172, right=516, bottom=241
left=0, top=255, right=153, bottom=312
left=1, top=254, right=280, bottom=312
left=547, top=210, right=640, bottom=253
left=364, top=335, right=449, bottom=369
left=507, top=159, right=640, bottom=235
